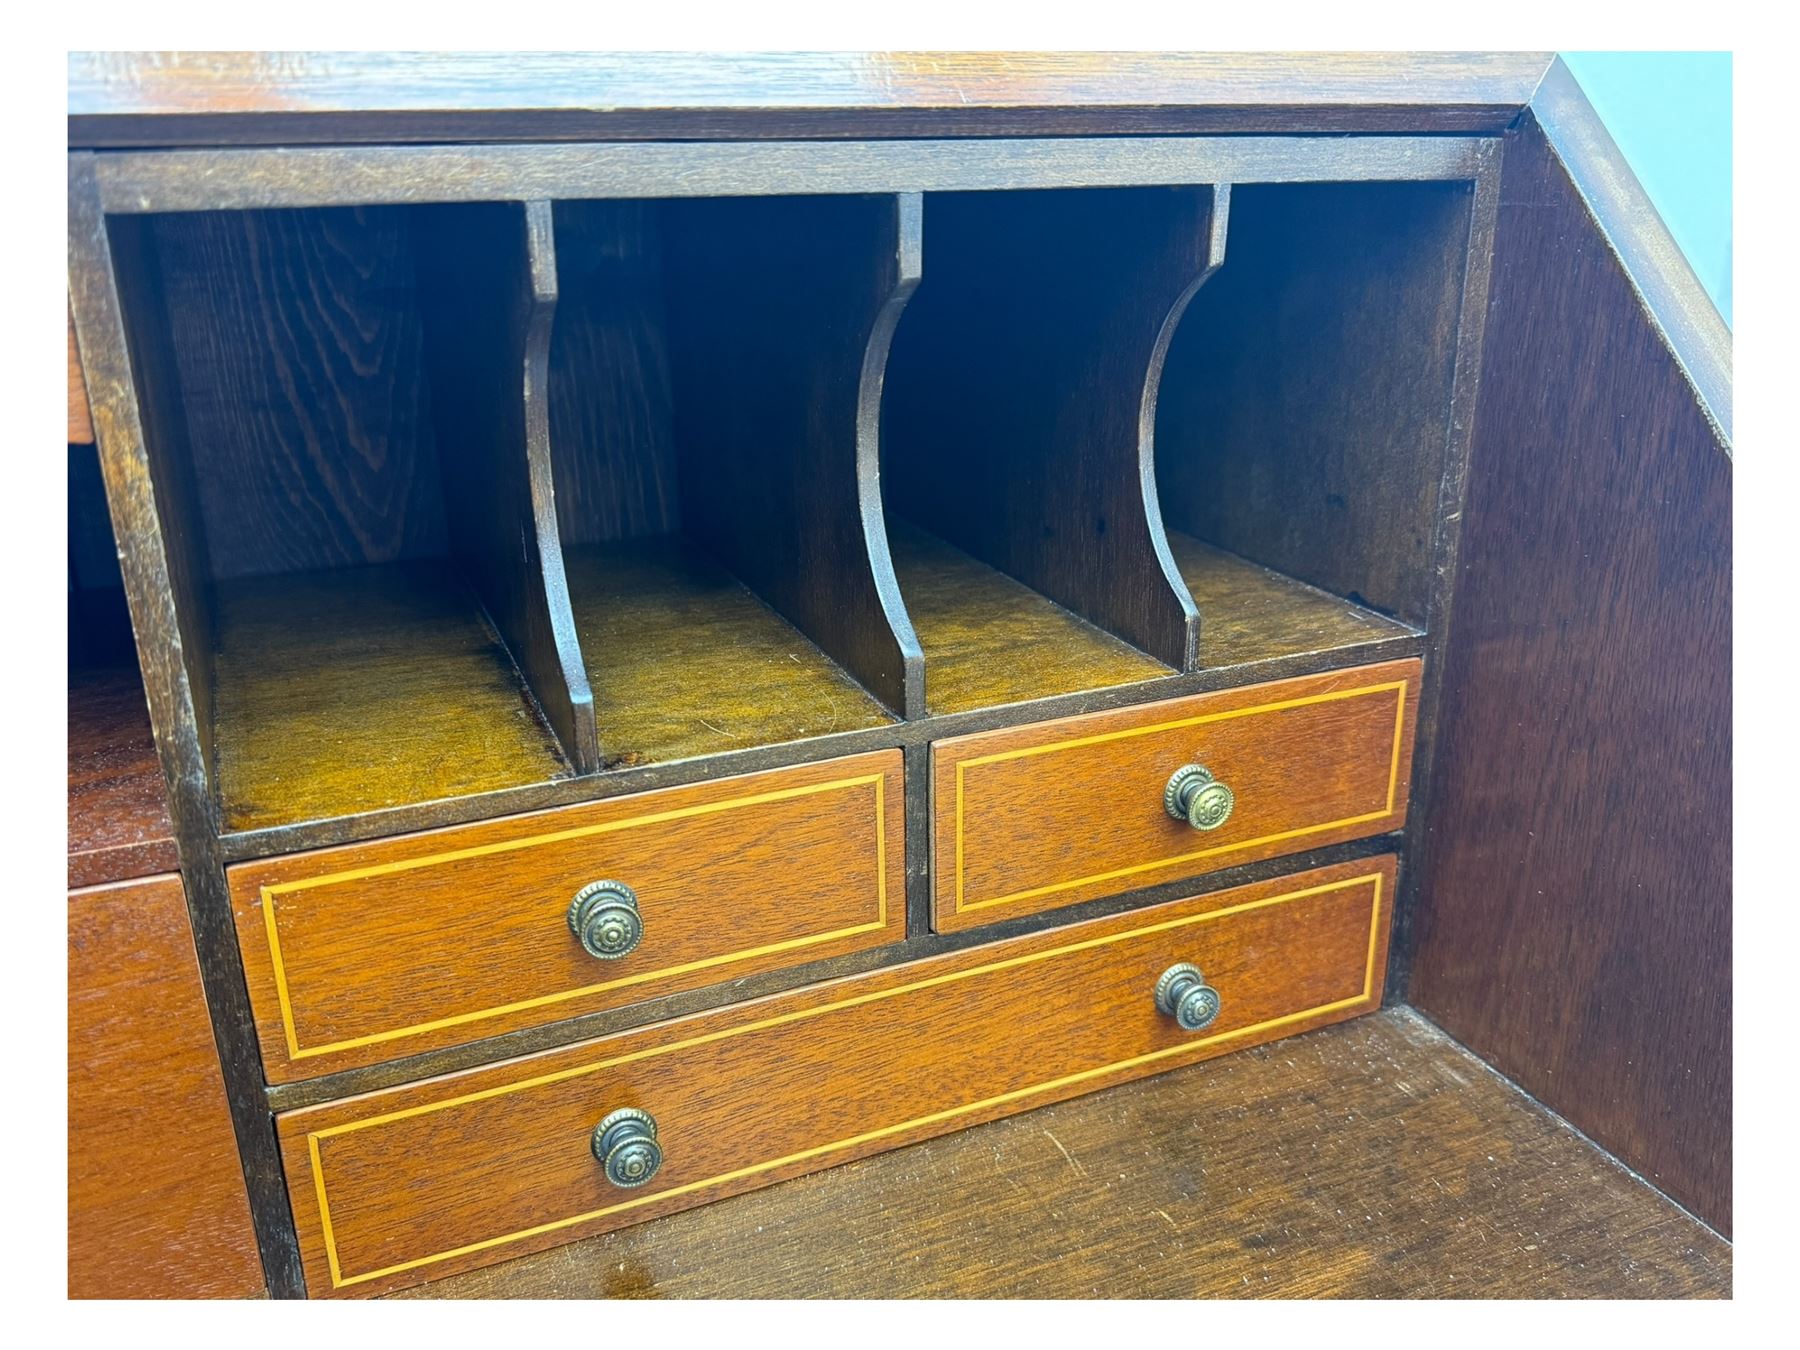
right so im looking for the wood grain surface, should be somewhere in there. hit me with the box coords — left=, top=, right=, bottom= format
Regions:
left=889, top=521, right=1171, bottom=715
left=566, top=537, right=895, bottom=769
left=664, top=194, right=923, bottom=715
left=397, top=1007, right=1729, bottom=1300
left=73, top=156, right=306, bottom=1293
left=213, top=562, right=570, bottom=831
left=1157, top=180, right=1472, bottom=627
left=144, top=206, right=448, bottom=580
left=280, top=857, right=1393, bottom=1296
left=1169, top=531, right=1417, bottom=670
left=414, top=201, right=599, bottom=773
left=934, top=661, right=1419, bottom=931
left=69, top=875, right=265, bottom=1299
left=229, top=751, right=903, bottom=1082
left=884, top=186, right=1215, bottom=670
left=93, top=137, right=1492, bottom=218
left=1407, top=112, right=1732, bottom=1233
left=68, top=667, right=177, bottom=888
left=68, top=306, right=93, bottom=443
left=68, top=52, right=1553, bottom=145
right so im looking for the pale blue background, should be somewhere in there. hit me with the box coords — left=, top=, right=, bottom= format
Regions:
left=1561, top=52, right=1732, bottom=325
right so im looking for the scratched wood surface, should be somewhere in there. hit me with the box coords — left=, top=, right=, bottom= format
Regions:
left=67, top=52, right=1555, bottom=146
left=213, top=562, right=570, bottom=831
left=1169, top=532, right=1416, bottom=669
left=396, top=1007, right=1729, bottom=1300
left=889, top=521, right=1171, bottom=714
left=566, top=537, right=894, bottom=769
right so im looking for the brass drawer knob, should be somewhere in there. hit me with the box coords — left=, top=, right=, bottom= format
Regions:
left=567, top=880, right=643, bottom=960
left=1155, top=962, right=1222, bottom=1032
left=1164, top=764, right=1235, bottom=831
left=592, top=1107, right=663, bottom=1189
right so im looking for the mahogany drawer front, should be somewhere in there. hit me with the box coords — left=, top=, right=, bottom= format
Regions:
left=70, top=875, right=265, bottom=1298
left=229, top=751, right=904, bottom=1082
left=279, top=855, right=1394, bottom=1296
left=932, top=659, right=1420, bottom=932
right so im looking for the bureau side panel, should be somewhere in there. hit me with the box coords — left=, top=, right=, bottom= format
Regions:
left=68, top=875, right=266, bottom=1298
left=1407, top=111, right=1730, bottom=1231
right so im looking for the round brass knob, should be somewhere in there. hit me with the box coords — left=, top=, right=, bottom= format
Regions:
left=592, top=1107, right=663, bottom=1188
left=567, top=881, right=643, bottom=960
left=1155, top=962, right=1222, bottom=1032
left=1164, top=764, right=1235, bottom=831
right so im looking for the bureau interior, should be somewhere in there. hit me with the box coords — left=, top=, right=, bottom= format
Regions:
left=105, top=204, right=584, bottom=832
left=880, top=187, right=1209, bottom=714
left=547, top=196, right=906, bottom=766
left=1154, top=180, right=1475, bottom=654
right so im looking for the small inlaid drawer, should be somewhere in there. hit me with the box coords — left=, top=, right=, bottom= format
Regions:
left=932, top=660, right=1419, bottom=932
left=229, top=751, right=904, bottom=1082
left=279, top=855, right=1394, bottom=1296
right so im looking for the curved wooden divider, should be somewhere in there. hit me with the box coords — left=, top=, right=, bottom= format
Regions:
left=657, top=192, right=926, bottom=717
left=412, top=201, right=601, bottom=773
left=881, top=184, right=1227, bottom=674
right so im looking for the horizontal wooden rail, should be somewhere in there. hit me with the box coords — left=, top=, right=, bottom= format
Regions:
left=93, top=136, right=1497, bottom=214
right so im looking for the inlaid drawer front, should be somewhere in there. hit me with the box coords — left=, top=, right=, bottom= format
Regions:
left=229, top=751, right=904, bottom=1082
left=279, top=856, right=1395, bottom=1296
left=932, top=659, right=1420, bottom=932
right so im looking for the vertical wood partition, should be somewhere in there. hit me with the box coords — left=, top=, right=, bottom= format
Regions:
left=412, top=202, right=600, bottom=773
left=883, top=185, right=1225, bottom=673
left=659, top=193, right=925, bottom=716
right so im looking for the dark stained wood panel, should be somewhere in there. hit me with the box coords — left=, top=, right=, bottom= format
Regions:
left=396, top=1008, right=1730, bottom=1300
left=68, top=51, right=1553, bottom=145
left=69, top=875, right=266, bottom=1299
left=885, top=186, right=1213, bottom=669
left=1407, top=115, right=1732, bottom=1233
left=547, top=201, right=679, bottom=546
left=148, top=206, right=448, bottom=580
left=413, top=201, right=599, bottom=772
left=1169, top=531, right=1416, bottom=669
left=566, top=537, right=894, bottom=769
left=663, top=194, right=921, bottom=714
left=888, top=521, right=1170, bottom=715
left=68, top=667, right=178, bottom=888
left=213, top=562, right=570, bottom=831
left=1157, top=180, right=1472, bottom=626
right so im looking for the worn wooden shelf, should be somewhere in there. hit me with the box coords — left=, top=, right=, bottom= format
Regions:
left=67, top=665, right=177, bottom=888
left=889, top=520, right=1171, bottom=715
left=566, top=536, right=896, bottom=768
left=214, top=562, right=570, bottom=831
left=1169, top=531, right=1417, bottom=669
left=393, top=1008, right=1730, bottom=1300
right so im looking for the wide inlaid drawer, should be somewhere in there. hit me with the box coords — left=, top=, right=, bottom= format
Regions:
left=932, top=659, right=1419, bottom=932
left=279, top=856, right=1394, bottom=1296
left=229, top=751, right=904, bottom=1081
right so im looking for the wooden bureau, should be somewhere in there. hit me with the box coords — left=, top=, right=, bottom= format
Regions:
left=65, top=53, right=1731, bottom=1298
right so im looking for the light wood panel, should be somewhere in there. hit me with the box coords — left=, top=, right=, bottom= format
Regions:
left=229, top=752, right=904, bottom=1082
left=933, top=661, right=1419, bottom=931
left=281, top=857, right=1393, bottom=1296
left=69, top=875, right=265, bottom=1299
left=213, top=562, right=570, bottom=832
